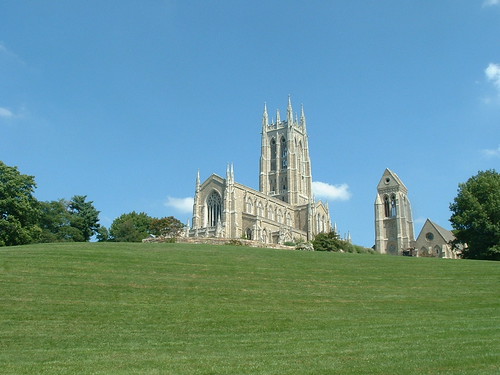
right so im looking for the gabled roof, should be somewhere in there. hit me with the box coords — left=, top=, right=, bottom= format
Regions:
left=427, top=219, right=456, bottom=243
left=377, top=168, right=408, bottom=192
left=417, top=219, right=456, bottom=244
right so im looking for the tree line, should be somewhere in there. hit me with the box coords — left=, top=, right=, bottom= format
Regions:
left=0, top=161, right=184, bottom=246
left=1, top=161, right=498, bottom=259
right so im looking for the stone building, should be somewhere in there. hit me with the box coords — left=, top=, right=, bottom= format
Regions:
left=189, top=98, right=331, bottom=244
left=374, top=168, right=415, bottom=254
left=414, top=219, right=460, bottom=259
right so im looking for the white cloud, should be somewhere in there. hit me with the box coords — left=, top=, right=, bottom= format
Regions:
left=0, top=107, right=14, bottom=119
left=312, top=181, right=352, bottom=201
left=164, top=196, right=194, bottom=214
left=481, top=145, right=500, bottom=158
left=485, top=63, right=500, bottom=91
left=483, top=0, right=499, bottom=7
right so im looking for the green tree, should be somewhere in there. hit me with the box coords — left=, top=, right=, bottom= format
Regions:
left=0, top=161, right=41, bottom=246
left=312, top=231, right=343, bottom=252
left=449, top=169, right=500, bottom=260
left=68, top=195, right=100, bottom=241
left=96, top=226, right=109, bottom=242
left=109, top=211, right=153, bottom=242
left=39, top=196, right=100, bottom=242
left=149, top=216, right=184, bottom=237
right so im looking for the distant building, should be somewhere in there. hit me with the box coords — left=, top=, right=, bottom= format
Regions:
left=414, top=219, right=460, bottom=259
left=188, top=98, right=331, bottom=245
left=374, top=168, right=415, bottom=254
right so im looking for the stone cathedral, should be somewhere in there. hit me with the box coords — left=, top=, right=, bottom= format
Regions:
left=188, top=98, right=332, bottom=244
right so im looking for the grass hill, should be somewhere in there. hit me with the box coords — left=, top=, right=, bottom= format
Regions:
left=1, top=242, right=498, bottom=374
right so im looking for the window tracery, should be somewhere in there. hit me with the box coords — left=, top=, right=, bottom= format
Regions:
left=207, top=191, right=222, bottom=227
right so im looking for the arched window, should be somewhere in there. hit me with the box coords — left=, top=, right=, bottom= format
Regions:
left=268, top=205, right=274, bottom=220
left=207, top=191, right=222, bottom=227
left=270, top=138, right=277, bottom=171
left=277, top=209, right=283, bottom=224
left=246, top=198, right=254, bottom=214
left=281, top=137, right=287, bottom=169
left=391, top=194, right=397, bottom=217
left=384, top=195, right=390, bottom=217
left=257, top=201, right=264, bottom=217
left=245, top=228, right=252, bottom=240
left=286, top=212, right=292, bottom=226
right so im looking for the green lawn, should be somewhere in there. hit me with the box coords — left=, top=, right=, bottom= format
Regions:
left=0, top=242, right=498, bottom=374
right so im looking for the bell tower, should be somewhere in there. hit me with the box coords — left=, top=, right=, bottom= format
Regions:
left=374, top=168, right=415, bottom=254
left=259, top=97, right=313, bottom=205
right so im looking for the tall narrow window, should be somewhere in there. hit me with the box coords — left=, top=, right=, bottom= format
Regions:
left=207, top=191, right=222, bottom=227
left=281, top=137, right=287, bottom=169
left=384, top=195, right=390, bottom=217
left=270, top=138, right=277, bottom=171
left=391, top=194, right=397, bottom=217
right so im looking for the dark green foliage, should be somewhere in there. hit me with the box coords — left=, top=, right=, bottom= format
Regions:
left=149, top=216, right=184, bottom=237
left=450, top=169, right=500, bottom=260
left=109, top=211, right=153, bottom=242
left=312, top=231, right=375, bottom=253
left=0, top=161, right=41, bottom=246
left=96, top=226, right=109, bottom=242
left=38, top=196, right=100, bottom=242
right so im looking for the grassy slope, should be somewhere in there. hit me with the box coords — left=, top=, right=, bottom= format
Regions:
left=0, top=242, right=498, bottom=375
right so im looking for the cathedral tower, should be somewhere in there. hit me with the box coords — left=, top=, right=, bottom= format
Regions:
left=259, top=97, right=313, bottom=205
left=374, top=169, right=415, bottom=254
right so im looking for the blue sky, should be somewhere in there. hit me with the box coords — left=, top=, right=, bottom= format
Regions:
left=1, top=1, right=499, bottom=247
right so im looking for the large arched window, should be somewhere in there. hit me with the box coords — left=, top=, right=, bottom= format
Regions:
left=270, top=138, right=277, bottom=171
left=207, top=191, right=222, bottom=227
left=281, top=137, right=288, bottom=169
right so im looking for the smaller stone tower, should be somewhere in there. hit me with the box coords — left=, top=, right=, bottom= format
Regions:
left=374, top=168, right=415, bottom=255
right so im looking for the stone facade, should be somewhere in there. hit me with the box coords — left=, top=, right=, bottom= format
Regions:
left=414, top=219, right=460, bottom=259
left=189, top=98, right=331, bottom=245
left=374, top=168, right=415, bottom=254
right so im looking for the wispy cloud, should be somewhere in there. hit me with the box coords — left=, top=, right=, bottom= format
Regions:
left=312, top=181, right=352, bottom=201
left=0, top=42, right=25, bottom=65
left=165, top=196, right=194, bottom=213
left=483, top=0, right=499, bottom=7
left=481, top=145, right=500, bottom=158
left=485, top=63, right=500, bottom=93
left=0, top=107, right=14, bottom=119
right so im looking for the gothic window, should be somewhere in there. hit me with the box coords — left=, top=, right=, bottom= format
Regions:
left=268, top=205, right=274, bottom=220
left=384, top=195, right=390, bottom=217
left=246, top=228, right=252, bottom=240
left=270, top=138, right=277, bottom=171
left=277, top=209, right=283, bottom=224
left=391, top=194, right=397, bottom=217
left=286, top=212, right=292, bottom=226
left=246, top=198, right=253, bottom=214
left=262, top=229, right=267, bottom=244
left=321, top=215, right=326, bottom=232
left=434, top=246, right=441, bottom=257
left=257, top=201, right=264, bottom=217
left=281, top=137, right=287, bottom=169
left=316, top=214, right=321, bottom=232
left=207, top=191, right=222, bottom=227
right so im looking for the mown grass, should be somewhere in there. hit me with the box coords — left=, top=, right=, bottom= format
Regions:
left=0, top=242, right=498, bottom=374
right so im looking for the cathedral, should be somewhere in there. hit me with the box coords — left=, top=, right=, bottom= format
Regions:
left=188, top=97, right=332, bottom=244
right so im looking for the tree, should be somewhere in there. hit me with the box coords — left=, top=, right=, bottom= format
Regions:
left=38, top=196, right=100, bottom=242
left=149, top=216, right=184, bottom=237
left=67, top=195, right=100, bottom=241
left=109, top=212, right=153, bottom=242
left=449, top=170, right=500, bottom=260
left=0, top=161, right=41, bottom=246
left=312, top=231, right=344, bottom=252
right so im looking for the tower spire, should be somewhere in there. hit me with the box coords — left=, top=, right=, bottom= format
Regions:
left=262, top=102, right=269, bottom=127
left=287, top=95, right=293, bottom=126
left=300, top=104, right=307, bottom=129
left=276, top=109, right=281, bottom=125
